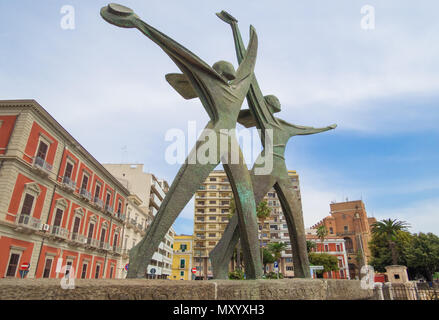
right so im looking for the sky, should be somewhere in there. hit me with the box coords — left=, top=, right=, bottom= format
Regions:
left=1, top=1, right=438, bottom=236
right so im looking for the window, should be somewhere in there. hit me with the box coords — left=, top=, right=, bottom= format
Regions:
left=209, top=178, right=216, bottom=182
left=87, top=223, right=95, bottom=244
left=286, top=266, right=294, bottom=271
left=329, top=227, right=334, bottom=234
left=208, top=185, right=216, bottom=190
left=209, top=200, right=216, bottom=204
left=180, top=259, right=185, bottom=269
left=105, top=192, right=111, bottom=206
left=64, top=162, right=73, bottom=179
left=324, top=245, right=329, bottom=252
left=109, top=266, right=114, bottom=279
left=36, top=141, right=48, bottom=160
left=209, top=208, right=216, bottom=212
left=94, top=183, right=101, bottom=199
left=344, top=225, right=348, bottom=232
left=100, top=228, right=106, bottom=245
left=209, top=233, right=216, bottom=238
left=19, top=193, right=35, bottom=222
left=81, top=263, right=88, bottom=279
left=95, top=264, right=101, bottom=279
left=180, top=244, right=187, bottom=252
left=336, top=244, right=341, bottom=252
left=117, top=201, right=122, bottom=214
left=208, top=216, right=216, bottom=221
left=71, top=216, right=81, bottom=240
left=180, top=271, right=184, bottom=276
left=197, top=209, right=204, bottom=213
left=6, top=253, right=20, bottom=277
left=43, top=258, right=53, bottom=278
left=80, top=173, right=89, bottom=191
left=65, top=260, right=73, bottom=277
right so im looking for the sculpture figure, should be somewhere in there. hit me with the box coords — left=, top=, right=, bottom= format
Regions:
left=209, top=11, right=337, bottom=279
left=101, top=4, right=263, bottom=278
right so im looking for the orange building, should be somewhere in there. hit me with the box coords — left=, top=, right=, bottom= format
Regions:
left=0, top=100, right=128, bottom=279
left=311, top=200, right=376, bottom=279
left=306, top=230, right=350, bottom=279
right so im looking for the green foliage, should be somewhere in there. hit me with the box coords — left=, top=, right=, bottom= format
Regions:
left=267, top=242, right=287, bottom=262
left=308, top=252, right=339, bottom=273
left=371, top=218, right=410, bottom=265
left=403, top=232, right=439, bottom=281
left=256, top=200, right=271, bottom=221
left=228, top=269, right=245, bottom=280
left=262, top=248, right=276, bottom=265
left=316, top=225, right=328, bottom=252
left=369, top=221, right=413, bottom=272
left=306, top=240, right=316, bottom=253
left=263, top=272, right=284, bottom=279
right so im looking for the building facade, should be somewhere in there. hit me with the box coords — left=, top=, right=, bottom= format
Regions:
left=311, top=199, right=376, bottom=279
left=171, top=234, right=194, bottom=280
left=103, top=163, right=174, bottom=279
left=305, top=229, right=350, bottom=279
left=0, top=100, right=128, bottom=279
left=192, top=169, right=303, bottom=279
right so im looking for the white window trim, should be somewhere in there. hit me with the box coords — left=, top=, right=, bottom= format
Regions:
left=6, top=249, right=22, bottom=277
left=50, top=198, right=69, bottom=226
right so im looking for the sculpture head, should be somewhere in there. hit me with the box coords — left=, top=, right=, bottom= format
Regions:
left=264, top=95, right=281, bottom=113
left=212, top=61, right=236, bottom=81
left=100, top=3, right=137, bottom=28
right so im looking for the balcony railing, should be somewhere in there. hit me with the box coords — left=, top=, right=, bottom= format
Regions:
left=113, top=246, right=122, bottom=254
left=34, top=156, right=53, bottom=172
left=116, top=213, right=126, bottom=221
left=85, top=238, right=99, bottom=247
left=105, top=204, right=113, bottom=214
left=130, top=218, right=137, bottom=226
left=62, top=176, right=76, bottom=191
left=70, top=232, right=86, bottom=243
left=99, top=241, right=110, bottom=250
left=15, top=214, right=41, bottom=230
left=50, top=225, right=70, bottom=239
left=79, top=188, right=92, bottom=201
left=93, top=197, right=104, bottom=209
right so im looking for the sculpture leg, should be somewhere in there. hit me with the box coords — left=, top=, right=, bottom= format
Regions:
left=220, top=140, right=265, bottom=279
left=127, top=127, right=220, bottom=278
left=210, top=173, right=274, bottom=279
left=274, top=174, right=311, bottom=278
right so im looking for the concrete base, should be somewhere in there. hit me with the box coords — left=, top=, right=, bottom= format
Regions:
left=0, top=278, right=374, bottom=300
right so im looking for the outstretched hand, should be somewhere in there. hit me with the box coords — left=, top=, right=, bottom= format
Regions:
left=216, top=10, right=238, bottom=25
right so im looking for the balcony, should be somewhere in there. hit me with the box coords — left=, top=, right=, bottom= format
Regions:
left=105, top=204, right=113, bottom=214
left=15, top=214, right=41, bottom=231
left=33, top=157, right=52, bottom=176
left=113, top=246, right=122, bottom=254
left=70, top=233, right=86, bottom=244
left=50, top=225, right=70, bottom=239
left=85, top=237, right=99, bottom=248
left=93, top=197, right=104, bottom=209
left=116, top=213, right=126, bottom=222
left=99, top=241, right=110, bottom=250
left=62, top=176, right=76, bottom=192
left=79, top=188, right=92, bottom=201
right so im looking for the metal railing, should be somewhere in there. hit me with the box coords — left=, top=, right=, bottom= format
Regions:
left=71, top=232, right=86, bottom=243
left=62, top=176, right=76, bottom=190
left=105, top=204, right=113, bottom=214
left=86, top=237, right=99, bottom=247
left=15, top=214, right=41, bottom=230
left=80, top=188, right=92, bottom=201
left=93, top=197, right=104, bottom=209
left=50, top=225, right=70, bottom=239
left=34, top=156, right=53, bottom=172
left=376, top=282, right=439, bottom=300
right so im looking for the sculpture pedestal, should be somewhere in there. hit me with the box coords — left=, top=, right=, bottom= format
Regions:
left=0, top=278, right=374, bottom=300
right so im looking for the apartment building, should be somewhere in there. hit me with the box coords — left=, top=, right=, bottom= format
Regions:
left=192, top=170, right=302, bottom=279
left=311, top=199, right=377, bottom=279
left=0, top=100, right=128, bottom=279
left=103, top=163, right=174, bottom=279
left=171, top=234, right=194, bottom=280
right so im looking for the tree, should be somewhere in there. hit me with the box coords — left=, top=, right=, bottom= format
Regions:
left=371, top=219, right=410, bottom=265
left=256, top=200, right=271, bottom=223
left=268, top=242, right=287, bottom=263
left=306, top=240, right=316, bottom=253
left=369, top=228, right=412, bottom=272
left=308, top=252, right=339, bottom=276
left=316, top=225, right=328, bottom=252
left=262, top=248, right=275, bottom=274
left=404, top=232, right=439, bottom=282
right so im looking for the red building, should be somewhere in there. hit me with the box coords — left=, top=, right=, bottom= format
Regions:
left=306, top=231, right=350, bottom=279
left=0, top=100, right=128, bottom=279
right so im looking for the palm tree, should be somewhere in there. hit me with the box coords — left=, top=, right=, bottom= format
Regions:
left=316, top=225, right=328, bottom=252
left=268, top=242, right=287, bottom=277
left=256, top=200, right=271, bottom=262
left=371, top=218, right=410, bottom=265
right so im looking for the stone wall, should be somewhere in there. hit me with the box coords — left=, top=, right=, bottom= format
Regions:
left=0, top=278, right=374, bottom=300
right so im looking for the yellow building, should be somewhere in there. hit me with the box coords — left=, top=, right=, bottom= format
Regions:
left=171, top=235, right=194, bottom=280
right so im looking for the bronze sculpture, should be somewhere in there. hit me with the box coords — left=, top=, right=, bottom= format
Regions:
left=101, top=3, right=263, bottom=279
left=209, top=11, right=337, bottom=279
